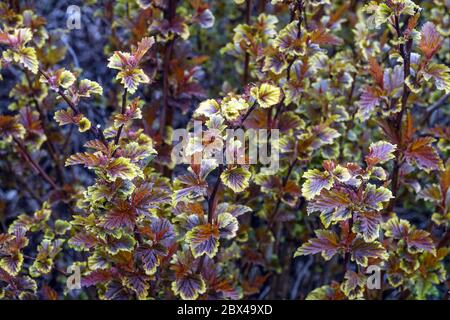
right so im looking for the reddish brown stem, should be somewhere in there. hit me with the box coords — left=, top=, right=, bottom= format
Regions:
left=159, top=0, right=178, bottom=139
left=387, top=14, right=412, bottom=212
left=23, top=70, right=64, bottom=183
left=114, top=88, right=128, bottom=146
left=38, top=68, right=108, bottom=147
left=242, top=0, right=252, bottom=85
left=13, top=137, right=59, bottom=190
left=196, top=103, right=257, bottom=274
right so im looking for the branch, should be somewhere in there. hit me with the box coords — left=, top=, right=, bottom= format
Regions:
left=114, top=88, right=128, bottom=145
left=23, top=70, right=65, bottom=183
left=387, top=14, right=412, bottom=212
left=243, top=0, right=252, bottom=85
left=38, top=68, right=108, bottom=147
left=13, top=137, right=59, bottom=190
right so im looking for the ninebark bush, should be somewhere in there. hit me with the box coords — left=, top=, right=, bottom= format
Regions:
left=0, top=0, right=449, bottom=300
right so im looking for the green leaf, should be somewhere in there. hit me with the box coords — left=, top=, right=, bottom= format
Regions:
left=251, top=83, right=281, bottom=108
left=18, top=47, right=38, bottom=74
left=55, top=220, right=71, bottom=235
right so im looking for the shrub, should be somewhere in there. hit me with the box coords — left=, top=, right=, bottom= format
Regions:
left=0, top=0, right=448, bottom=300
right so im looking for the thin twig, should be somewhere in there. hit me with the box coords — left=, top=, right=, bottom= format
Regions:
left=13, top=137, right=59, bottom=190
left=38, top=68, right=108, bottom=147
left=243, top=0, right=252, bottom=85
left=114, top=88, right=128, bottom=146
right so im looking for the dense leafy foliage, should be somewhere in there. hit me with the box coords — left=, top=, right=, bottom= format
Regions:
left=0, top=0, right=449, bottom=300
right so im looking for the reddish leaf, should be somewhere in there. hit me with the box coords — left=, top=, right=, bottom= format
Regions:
left=419, top=22, right=442, bottom=59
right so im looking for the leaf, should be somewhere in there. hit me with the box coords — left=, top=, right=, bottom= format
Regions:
left=81, top=269, right=115, bottom=287
left=113, top=99, right=142, bottom=127
left=65, top=152, right=103, bottom=167
left=68, top=232, right=99, bottom=251
left=59, top=70, right=76, bottom=88
left=406, top=229, right=435, bottom=255
left=356, top=86, right=382, bottom=121
left=423, top=63, right=450, bottom=94
left=263, top=49, right=287, bottom=75
left=305, top=284, right=344, bottom=300
left=405, top=137, right=442, bottom=171
left=54, top=109, right=81, bottom=126
left=171, top=274, right=206, bottom=300
left=197, top=9, right=215, bottom=29
left=0, top=115, right=25, bottom=139
left=309, top=28, right=342, bottom=46
left=101, top=200, right=135, bottom=230
left=185, top=223, right=219, bottom=258
left=368, top=57, right=384, bottom=88
left=0, top=252, right=23, bottom=276
left=218, top=212, right=239, bottom=239
left=123, top=274, right=149, bottom=299
left=106, top=234, right=136, bottom=254
left=54, top=220, right=71, bottom=235
left=105, top=157, right=141, bottom=181
left=353, top=211, right=382, bottom=242
left=18, top=47, right=38, bottom=74
left=340, top=271, right=366, bottom=299
left=135, top=243, right=167, bottom=275
left=221, top=97, right=249, bottom=120
left=195, top=99, right=220, bottom=117
left=251, top=83, right=281, bottom=108
left=350, top=237, right=388, bottom=267
left=133, top=37, right=154, bottom=64
left=307, top=189, right=352, bottom=228
left=363, top=184, right=392, bottom=211
left=383, top=216, right=410, bottom=239
left=302, top=169, right=334, bottom=200
left=419, top=22, right=442, bottom=59
left=117, top=68, right=150, bottom=94
left=78, top=117, right=91, bottom=132
left=131, top=183, right=171, bottom=215
left=220, top=166, right=251, bottom=193
left=78, top=79, right=103, bottom=97
left=274, top=21, right=303, bottom=54
left=122, top=141, right=156, bottom=162
left=278, top=111, right=305, bottom=132
left=174, top=173, right=208, bottom=201
left=294, top=230, right=341, bottom=260
left=365, top=141, right=396, bottom=166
